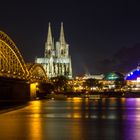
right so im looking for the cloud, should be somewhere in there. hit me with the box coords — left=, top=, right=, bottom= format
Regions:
left=97, top=44, right=140, bottom=74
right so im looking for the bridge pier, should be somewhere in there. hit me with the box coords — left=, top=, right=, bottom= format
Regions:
left=30, top=82, right=52, bottom=99
left=30, top=82, right=39, bottom=100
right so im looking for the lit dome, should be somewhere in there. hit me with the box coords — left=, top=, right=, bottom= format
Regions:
left=104, top=72, right=124, bottom=80
left=125, top=67, right=140, bottom=80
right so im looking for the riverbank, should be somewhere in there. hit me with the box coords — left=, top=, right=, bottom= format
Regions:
left=0, top=100, right=29, bottom=113
left=1, top=91, right=140, bottom=113
left=42, top=91, right=140, bottom=100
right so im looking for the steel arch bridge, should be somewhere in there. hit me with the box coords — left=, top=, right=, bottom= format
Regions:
left=0, top=31, right=47, bottom=82
left=27, top=63, right=47, bottom=82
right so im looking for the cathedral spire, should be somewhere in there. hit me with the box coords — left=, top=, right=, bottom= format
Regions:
left=47, top=22, right=53, bottom=46
left=45, top=22, right=53, bottom=57
left=59, top=22, right=66, bottom=44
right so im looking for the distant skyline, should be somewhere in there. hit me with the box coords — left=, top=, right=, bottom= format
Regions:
left=1, top=0, right=140, bottom=76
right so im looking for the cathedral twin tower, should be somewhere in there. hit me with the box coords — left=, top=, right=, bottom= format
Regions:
left=35, top=23, right=72, bottom=78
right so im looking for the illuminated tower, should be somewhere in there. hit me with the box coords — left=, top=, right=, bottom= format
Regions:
left=35, top=22, right=72, bottom=78
left=44, top=22, right=54, bottom=57
left=56, top=22, right=69, bottom=58
left=55, top=22, right=72, bottom=78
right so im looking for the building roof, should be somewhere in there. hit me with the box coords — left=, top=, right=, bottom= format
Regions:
left=104, top=72, right=124, bottom=80
left=125, top=68, right=140, bottom=80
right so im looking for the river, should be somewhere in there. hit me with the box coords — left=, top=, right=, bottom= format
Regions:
left=0, top=97, right=140, bottom=140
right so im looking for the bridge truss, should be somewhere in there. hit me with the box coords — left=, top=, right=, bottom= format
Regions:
left=0, top=31, right=47, bottom=82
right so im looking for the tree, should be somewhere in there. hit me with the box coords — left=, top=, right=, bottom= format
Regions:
left=50, top=76, right=68, bottom=93
left=114, top=78, right=126, bottom=90
left=36, top=82, right=54, bottom=99
left=83, top=78, right=98, bottom=90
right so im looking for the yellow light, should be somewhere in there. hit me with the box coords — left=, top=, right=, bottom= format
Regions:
left=73, top=113, right=81, bottom=118
left=36, top=82, right=39, bottom=86
left=121, top=98, right=126, bottom=103
left=30, top=83, right=38, bottom=99
left=73, top=97, right=82, bottom=102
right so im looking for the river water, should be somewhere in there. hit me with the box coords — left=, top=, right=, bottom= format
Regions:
left=0, top=97, right=140, bottom=140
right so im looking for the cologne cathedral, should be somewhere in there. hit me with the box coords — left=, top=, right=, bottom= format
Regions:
left=35, top=23, right=72, bottom=79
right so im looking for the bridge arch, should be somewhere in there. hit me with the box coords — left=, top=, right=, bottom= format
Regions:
left=0, top=31, right=29, bottom=79
left=27, top=63, right=47, bottom=82
left=0, top=31, right=49, bottom=100
left=27, top=63, right=48, bottom=100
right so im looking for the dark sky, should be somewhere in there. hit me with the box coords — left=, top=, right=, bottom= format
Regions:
left=1, top=0, right=140, bottom=76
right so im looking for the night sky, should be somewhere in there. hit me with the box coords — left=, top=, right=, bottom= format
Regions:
left=1, top=0, right=140, bottom=77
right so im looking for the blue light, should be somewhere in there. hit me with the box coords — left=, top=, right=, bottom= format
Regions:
left=126, top=68, right=140, bottom=80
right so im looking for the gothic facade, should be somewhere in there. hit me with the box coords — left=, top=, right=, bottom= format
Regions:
left=35, top=23, right=72, bottom=79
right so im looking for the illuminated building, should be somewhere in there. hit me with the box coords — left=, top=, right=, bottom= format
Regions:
left=125, top=65, right=140, bottom=91
left=125, top=65, right=140, bottom=81
left=71, top=74, right=104, bottom=92
left=104, top=72, right=124, bottom=81
left=35, top=22, right=72, bottom=78
left=82, top=74, right=104, bottom=80
left=103, top=72, right=124, bottom=90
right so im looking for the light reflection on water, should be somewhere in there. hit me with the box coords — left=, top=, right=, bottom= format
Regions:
left=0, top=98, right=140, bottom=139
